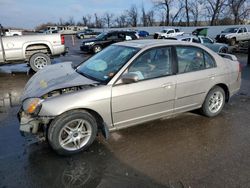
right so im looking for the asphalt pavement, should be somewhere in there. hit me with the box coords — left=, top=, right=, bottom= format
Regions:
left=0, top=36, right=250, bottom=188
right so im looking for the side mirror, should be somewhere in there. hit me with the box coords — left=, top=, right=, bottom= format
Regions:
left=120, top=73, right=139, bottom=84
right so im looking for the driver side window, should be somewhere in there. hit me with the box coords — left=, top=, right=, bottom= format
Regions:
left=127, top=47, right=172, bottom=81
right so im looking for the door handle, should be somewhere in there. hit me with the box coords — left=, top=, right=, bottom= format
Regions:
left=162, top=83, right=173, bottom=88
left=209, top=74, right=215, bottom=79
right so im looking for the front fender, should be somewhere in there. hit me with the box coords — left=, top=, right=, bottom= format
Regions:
left=38, top=86, right=113, bottom=127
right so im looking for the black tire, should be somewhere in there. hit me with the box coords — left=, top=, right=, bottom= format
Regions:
left=219, top=47, right=228, bottom=53
left=93, top=45, right=102, bottom=54
left=29, top=53, right=51, bottom=72
left=201, top=86, right=225, bottom=117
left=229, top=38, right=236, bottom=46
left=48, top=110, right=98, bottom=155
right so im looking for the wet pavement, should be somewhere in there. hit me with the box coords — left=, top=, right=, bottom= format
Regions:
left=0, top=36, right=250, bottom=187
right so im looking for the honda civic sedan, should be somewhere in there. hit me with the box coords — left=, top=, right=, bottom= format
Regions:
left=19, top=40, right=241, bottom=155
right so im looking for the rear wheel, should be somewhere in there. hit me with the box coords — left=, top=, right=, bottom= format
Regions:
left=48, top=110, right=97, bottom=155
left=219, top=47, right=228, bottom=53
left=29, top=53, right=51, bottom=72
left=201, top=86, right=225, bottom=117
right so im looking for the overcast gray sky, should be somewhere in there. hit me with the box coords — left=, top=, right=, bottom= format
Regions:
left=0, top=0, right=153, bottom=29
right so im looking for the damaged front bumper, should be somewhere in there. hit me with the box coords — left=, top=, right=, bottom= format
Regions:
left=18, top=110, right=52, bottom=141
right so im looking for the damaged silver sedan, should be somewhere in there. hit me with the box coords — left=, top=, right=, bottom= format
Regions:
left=18, top=40, right=241, bottom=155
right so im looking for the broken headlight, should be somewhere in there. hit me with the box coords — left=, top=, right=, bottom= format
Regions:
left=23, top=98, right=43, bottom=115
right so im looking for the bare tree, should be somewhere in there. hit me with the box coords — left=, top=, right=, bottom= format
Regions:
left=68, top=16, right=75, bottom=25
left=59, top=18, right=64, bottom=26
left=154, top=0, right=173, bottom=26
left=141, top=3, right=147, bottom=26
left=171, top=1, right=184, bottom=26
left=228, top=0, right=250, bottom=24
left=189, top=0, right=203, bottom=26
left=115, top=13, right=128, bottom=28
left=103, top=12, right=114, bottom=28
left=94, top=13, right=103, bottom=28
left=126, top=4, right=138, bottom=27
left=147, top=9, right=155, bottom=26
left=184, top=0, right=190, bottom=26
left=206, top=0, right=227, bottom=26
left=82, top=14, right=92, bottom=27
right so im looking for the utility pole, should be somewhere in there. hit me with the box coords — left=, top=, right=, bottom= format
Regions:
left=0, top=24, right=6, bottom=63
left=248, top=40, right=250, bottom=66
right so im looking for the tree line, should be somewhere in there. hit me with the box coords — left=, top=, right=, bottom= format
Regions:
left=36, top=0, right=249, bottom=30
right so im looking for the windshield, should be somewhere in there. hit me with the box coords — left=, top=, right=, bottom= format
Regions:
left=222, top=28, right=238, bottom=33
left=96, top=32, right=107, bottom=40
left=76, top=45, right=139, bottom=83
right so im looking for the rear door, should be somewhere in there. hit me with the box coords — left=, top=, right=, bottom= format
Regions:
left=112, top=46, right=176, bottom=129
left=104, top=32, right=119, bottom=47
left=174, top=46, right=218, bottom=113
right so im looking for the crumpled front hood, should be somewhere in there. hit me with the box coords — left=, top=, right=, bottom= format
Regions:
left=21, top=62, right=98, bottom=101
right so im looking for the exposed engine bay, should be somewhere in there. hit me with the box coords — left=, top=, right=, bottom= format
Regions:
left=41, top=84, right=98, bottom=99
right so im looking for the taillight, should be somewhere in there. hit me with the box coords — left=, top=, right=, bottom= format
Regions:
left=61, top=35, right=65, bottom=45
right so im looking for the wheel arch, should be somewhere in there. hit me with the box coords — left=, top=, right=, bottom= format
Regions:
left=23, top=42, right=53, bottom=60
left=211, top=83, right=230, bottom=103
left=51, top=108, right=110, bottom=139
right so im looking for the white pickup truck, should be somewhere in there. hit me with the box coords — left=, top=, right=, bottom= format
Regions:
left=154, top=28, right=184, bottom=39
left=215, top=27, right=250, bottom=46
left=4, top=29, right=23, bottom=36
left=0, top=33, right=67, bottom=72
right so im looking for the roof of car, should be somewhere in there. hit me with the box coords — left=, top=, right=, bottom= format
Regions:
left=115, top=39, right=200, bottom=49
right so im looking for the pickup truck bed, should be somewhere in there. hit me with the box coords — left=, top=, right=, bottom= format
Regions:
left=0, top=33, right=66, bottom=71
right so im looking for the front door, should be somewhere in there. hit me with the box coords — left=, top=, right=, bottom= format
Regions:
left=111, top=46, right=176, bottom=129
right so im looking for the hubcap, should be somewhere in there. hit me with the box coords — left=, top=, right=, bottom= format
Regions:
left=59, top=119, right=92, bottom=151
left=208, top=91, right=223, bottom=113
left=94, top=46, right=101, bottom=53
left=34, top=56, right=48, bottom=69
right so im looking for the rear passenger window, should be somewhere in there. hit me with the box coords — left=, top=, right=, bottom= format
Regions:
left=176, top=46, right=207, bottom=73
left=204, top=52, right=216, bottom=68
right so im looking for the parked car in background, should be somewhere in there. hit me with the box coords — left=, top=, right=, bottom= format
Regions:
left=19, top=40, right=241, bottom=155
left=154, top=28, right=184, bottom=39
left=166, top=35, right=228, bottom=53
left=4, top=29, right=23, bottom=36
left=215, top=27, right=250, bottom=46
left=137, top=30, right=149, bottom=37
left=80, top=30, right=139, bottom=53
left=0, top=33, right=67, bottom=72
left=76, top=29, right=101, bottom=39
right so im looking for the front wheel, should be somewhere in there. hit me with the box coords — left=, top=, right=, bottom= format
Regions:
left=229, top=38, right=236, bottom=46
left=201, top=86, right=225, bottom=117
left=29, top=53, right=51, bottom=72
left=93, top=45, right=102, bottom=53
left=48, top=110, right=98, bottom=155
